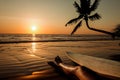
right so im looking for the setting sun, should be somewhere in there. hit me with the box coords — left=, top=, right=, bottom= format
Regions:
left=32, top=26, right=37, bottom=31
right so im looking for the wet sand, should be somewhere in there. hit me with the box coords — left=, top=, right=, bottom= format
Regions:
left=0, top=40, right=120, bottom=80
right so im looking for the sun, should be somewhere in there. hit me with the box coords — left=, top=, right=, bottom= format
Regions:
left=32, top=26, right=37, bottom=31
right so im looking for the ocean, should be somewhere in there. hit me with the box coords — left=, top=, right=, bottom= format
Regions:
left=0, top=34, right=120, bottom=43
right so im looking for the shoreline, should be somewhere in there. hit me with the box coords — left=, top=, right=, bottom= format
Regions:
left=0, top=39, right=120, bottom=44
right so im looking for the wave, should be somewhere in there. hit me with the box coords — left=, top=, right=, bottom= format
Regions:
left=0, top=34, right=120, bottom=44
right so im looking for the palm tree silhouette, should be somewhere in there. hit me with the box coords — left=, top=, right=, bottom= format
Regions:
left=113, top=24, right=120, bottom=37
left=65, top=0, right=114, bottom=37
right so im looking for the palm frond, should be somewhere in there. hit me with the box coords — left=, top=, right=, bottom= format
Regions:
left=89, top=13, right=101, bottom=21
left=90, top=0, right=100, bottom=13
left=80, top=0, right=91, bottom=14
left=71, top=21, right=82, bottom=35
left=65, top=18, right=79, bottom=26
left=65, top=15, right=83, bottom=26
left=73, top=1, right=81, bottom=13
left=80, top=0, right=88, bottom=8
left=87, top=0, right=91, bottom=7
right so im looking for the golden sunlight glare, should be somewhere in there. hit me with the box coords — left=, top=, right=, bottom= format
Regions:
left=32, top=26, right=37, bottom=31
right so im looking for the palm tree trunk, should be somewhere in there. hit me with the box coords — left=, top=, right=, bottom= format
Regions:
left=85, top=20, right=115, bottom=38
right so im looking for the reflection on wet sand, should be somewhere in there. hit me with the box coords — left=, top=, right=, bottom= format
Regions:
left=32, top=42, right=36, bottom=53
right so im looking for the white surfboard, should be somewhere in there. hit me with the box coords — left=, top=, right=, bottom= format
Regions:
left=66, top=52, right=120, bottom=78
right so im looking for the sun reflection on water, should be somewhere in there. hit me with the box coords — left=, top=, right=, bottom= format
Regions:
left=32, top=34, right=36, bottom=41
left=32, top=34, right=35, bottom=37
left=32, top=37, right=36, bottom=41
left=32, top=42, right=36, bottom=52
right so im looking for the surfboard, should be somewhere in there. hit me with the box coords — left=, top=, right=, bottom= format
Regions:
left=66, top=52, right=120, bottom=78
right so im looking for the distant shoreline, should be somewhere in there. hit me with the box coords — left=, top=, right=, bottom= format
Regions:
left=0, top=39, right=120, bottom=44
left=0, top=34, right=120, bottom=44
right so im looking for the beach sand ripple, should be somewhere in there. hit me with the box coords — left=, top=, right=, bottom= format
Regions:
left=0, top=40, right=120, bottom=79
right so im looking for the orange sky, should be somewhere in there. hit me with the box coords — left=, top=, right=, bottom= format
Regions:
left=0, top=0, right=120, bottom=34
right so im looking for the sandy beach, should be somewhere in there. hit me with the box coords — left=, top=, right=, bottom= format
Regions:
left=0, top=40, right=120, bottom=80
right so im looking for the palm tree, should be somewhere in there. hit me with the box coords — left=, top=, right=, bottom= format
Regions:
left=113, top=24, right=120, bottom=37
left=65, top=0, right=114, bottom=37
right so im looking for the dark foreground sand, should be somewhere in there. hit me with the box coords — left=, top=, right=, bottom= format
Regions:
left=0, top=40, right=120, bottom=80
